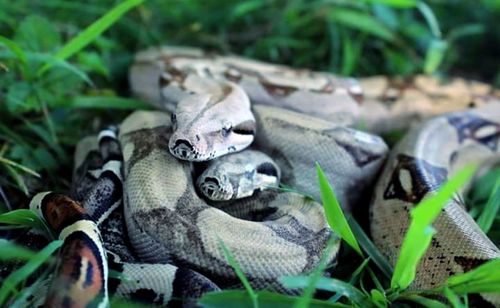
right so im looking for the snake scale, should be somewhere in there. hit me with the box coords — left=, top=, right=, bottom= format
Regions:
left=2, top=46, right=499, bottom=307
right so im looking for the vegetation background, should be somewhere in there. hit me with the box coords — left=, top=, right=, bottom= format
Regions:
left=0, top=0, right=499, bottom=307
left=1, top=0, right=500, bottom=195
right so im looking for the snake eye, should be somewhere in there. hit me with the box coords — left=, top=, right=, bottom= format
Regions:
left=171, top=113, right=177, bottom=129
left=221, top=122, right=232, bottom=137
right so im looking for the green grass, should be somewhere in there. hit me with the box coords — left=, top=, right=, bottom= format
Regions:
left=288, top=237, right=340, bottom=308
left=316, top=163, right=362, bottom=256
left=1, top=0, right=499, bottom=193
left=0, top=239, right=46, bottom=262
left=476, top=179, right=500, bottom=233
left=196, top=164, right=498, bottom=307
left=218, top=238, right=258, bottom=308
left=0, top=240, right=62, bottom=306
left=444, top=259, right=500, bottom=294
left=0, top=0, right=499, bottom=307
left=37, top=0, right=144, bottom=75
left=391, top=164, right=477, bottom=290
left=0, top=209, right=53, bottom=236
left=467, top=168, right=500, bottom=247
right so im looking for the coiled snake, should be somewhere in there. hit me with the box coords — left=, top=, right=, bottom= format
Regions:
left=4, top=46, right=499, bottom=306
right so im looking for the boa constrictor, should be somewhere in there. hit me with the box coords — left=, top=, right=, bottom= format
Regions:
left=19, top=105, right=386, bottom=306
left=126, top=46, right=499, bottom=306
left=26, top=129, right=218, bottom=307
left=119, top=102, right=389, bottom=288
left=371, top=103, right=500, bottom=304
left=2, top=46, right=498, bottom=306
left=131, top=46, right=498, bottom=135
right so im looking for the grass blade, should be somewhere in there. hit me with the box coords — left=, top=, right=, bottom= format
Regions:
left=68, top=96, right=152, bottom=110
left=340, top=33, right=355, bottom=75
left=446, top=24, right=484, bottom=43
left=282, top=276, right=372, bottom=307
left=327, top=8, right=395, bottom=42
left=108, top=269, right=134, bottom=283
left=443, top=287, right=467, bottom=308
left=37, top=0, right=144, bottom=75
left=0, top=240, right=63, bottom=306
left=424, top=39, right=447, bottom=74
left=0, top=209, right=47, bottom=231
left=362, top=0, right=416, bottom=8
left=476, top=179, right=500, bottom=233
left=231, top=0, right=266, bottom=20
left=416, top=1, right=441, bottom=38
left=291, top=237, right=340, bottom=308
left=367, top=268, right=386, bottom=294
left=3, top=164, right=30, bottom=196
left=445, top=259, right=500, bottom=294
left=0, top=186, right=11, bottom=212
left=198, top=290, right=346, bottom=308
left=349, top=258, right=371, bottom=286
left=348, top=217, right=393, bottom=279
left=0, top=35, right=27, bottom=64
left=0, top=209, right=53, bottom=238
left=0, top=156, right=41, bottom=178
left=398, top=294, right=448, bottom=308
left=269, top=184, right=314, bottom=201
left=21, top=120, right=66, bottom=161
left=467, top=168, right=500, bottom=207
left=109, top=296, right=151, bottom=308
left=9, top=273, right=51, bottom=308
left=329, top=258, right=370, bottom=302
left=45, top=57, right=94, bottom=87
left=370, top=289, right=387, bottom=307
left=316, top=162, right=362, bottom=255
left=217, top=238, right=258, bottom=308
left=0, top=123, right=31, bottom=148
left=391, top=165, right=477, bottom=290
left=24, top=52, right=94, bottom=86
left=0, top=239, right=39, bottom=261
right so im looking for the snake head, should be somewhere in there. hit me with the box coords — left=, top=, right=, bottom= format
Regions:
left=198, top=172, right=234, bottom=201
left=168, top=81, right=256, bottom=161
left=197, top=150, right=280, bottom=201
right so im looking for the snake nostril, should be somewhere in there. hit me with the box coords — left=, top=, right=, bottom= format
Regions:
left=203, top=177, right=219, bottom=187
left=173, top=139, right=194, bottom=151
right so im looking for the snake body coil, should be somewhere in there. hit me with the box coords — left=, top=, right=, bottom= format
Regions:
left=371, top=104, right=500, bottom=303
left=5, top=46, right=499, bottom=306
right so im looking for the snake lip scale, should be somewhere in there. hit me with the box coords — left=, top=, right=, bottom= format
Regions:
left=6, top=46, right=499, bottom=307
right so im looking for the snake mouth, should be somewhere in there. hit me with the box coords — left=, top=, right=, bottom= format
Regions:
left=200, top=177, right=232, bottom=201
left=170, top=139, right=197, bottom=160
left=200, top=177, right=220, bottom=199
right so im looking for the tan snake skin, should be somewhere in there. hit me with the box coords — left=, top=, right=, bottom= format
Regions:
left=371, top=103, right=500, bottom=304
left=126, top=46, right=499, bottom=305
left=119, top=111, right=340, bottom=293
left=3, top=44, right=498, bottom=307
left=12, top=45, right=495, bottom=306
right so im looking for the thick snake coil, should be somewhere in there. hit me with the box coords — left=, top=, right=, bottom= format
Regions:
left=4, top=46, right=498, bottom=306
left=127, top=47, right=500, bottom=306
left=119, top=109, right=382, bottom=291
left=27, top=129, right=218, bottom=307
left=371, top=104, right=500, bottom=304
